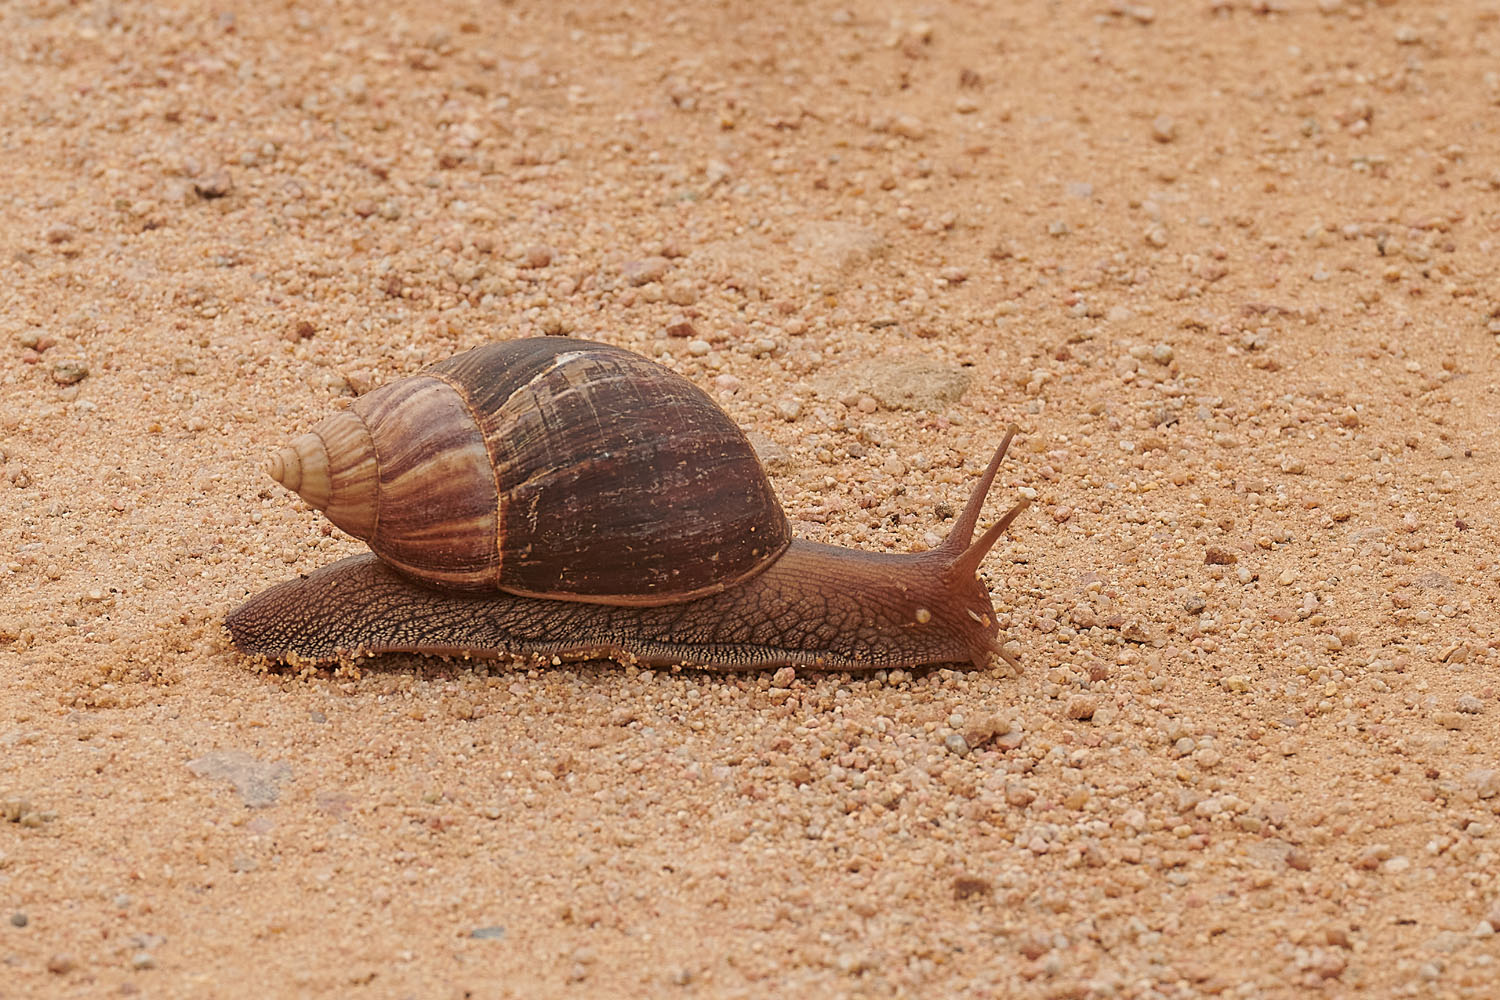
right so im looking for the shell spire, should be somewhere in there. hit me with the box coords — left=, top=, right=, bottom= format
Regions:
left=267, top=411, right=379, bottom=542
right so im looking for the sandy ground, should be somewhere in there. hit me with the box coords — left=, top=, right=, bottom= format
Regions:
left=3, top=0, right=1500, bottom=997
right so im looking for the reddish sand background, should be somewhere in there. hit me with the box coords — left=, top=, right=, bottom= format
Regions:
left=2, top=1, right=1499, bottom=997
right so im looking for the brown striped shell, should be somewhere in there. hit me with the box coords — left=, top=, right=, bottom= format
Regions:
left=267, top=338, right=793, bottom=605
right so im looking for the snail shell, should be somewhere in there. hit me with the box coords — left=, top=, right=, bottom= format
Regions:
left=267, top=338, right=790, bottom=602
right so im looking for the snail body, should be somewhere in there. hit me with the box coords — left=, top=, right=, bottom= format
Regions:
left=226, top=338, right=1028, bottom=671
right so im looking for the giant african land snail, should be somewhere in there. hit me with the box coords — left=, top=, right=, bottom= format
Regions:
left=227, top=337, right=1028, bottom=670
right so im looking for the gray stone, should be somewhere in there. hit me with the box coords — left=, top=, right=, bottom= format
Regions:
left=187, top=750, right=292, bottom=808
left=788, top=221, right=886, bottom=279
left=830, top=358, right=972, bottom=412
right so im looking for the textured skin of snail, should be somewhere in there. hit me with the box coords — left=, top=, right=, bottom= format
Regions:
left=226, top=338, right=1028, bottom=671
left=226, top=532, right=1022, bottom=671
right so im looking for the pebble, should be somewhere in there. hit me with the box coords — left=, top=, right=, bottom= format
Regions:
left=620, top=256, right=670, bottom=286
left=518, top=244, right=553, bottom=269
left=746, top=433, right=792, bottom=471
left=47, top=954, right=76, bottom=975
left=193, top=169, right=233, bottom=198
left=962, top=715, right=1009, bottom=749
left=889, top=114, right=928, bottom=141
left=944, top=732, right=970, bottom=756
left=1466, top=769, right=1498, bottom=799
left=9, top=912, right=26, bottom=927
left=469, top=925, right=506, bottom=940
left=1424, top=931, right=1466, bottom=953
left=1, top=797, right=53, bottom=826
left=14, top=329, right=50, bottom=350
left=50, top=358, right=89, bottom=385
left=1065, top=695, right=1099, bottom=721
left=995, top=728, right=1025, bottom=751
left=953, top=875, right=992, bottom=899
left=1151, top=115, right=1177, bottom=143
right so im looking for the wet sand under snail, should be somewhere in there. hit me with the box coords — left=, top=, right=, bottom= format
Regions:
left=3, top=2, right=1500, bottom=997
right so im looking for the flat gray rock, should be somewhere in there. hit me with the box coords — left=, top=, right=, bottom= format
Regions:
left=187, top=750, right=292, bottom=808
left=818, top=358, right=973, bottom=412
left=788, top=221, right=886, bottom=277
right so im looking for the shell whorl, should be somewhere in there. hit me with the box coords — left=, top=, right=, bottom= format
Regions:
left=266, top=435, right=318, bottom=502
left=268, top=412, right=379, bottom=541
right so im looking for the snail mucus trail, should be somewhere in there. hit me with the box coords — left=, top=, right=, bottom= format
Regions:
left=226, top=337, right=1029, bottom=672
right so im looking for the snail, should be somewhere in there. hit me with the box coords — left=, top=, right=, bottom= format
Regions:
left=226, top=337, right=1029, bottom=671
